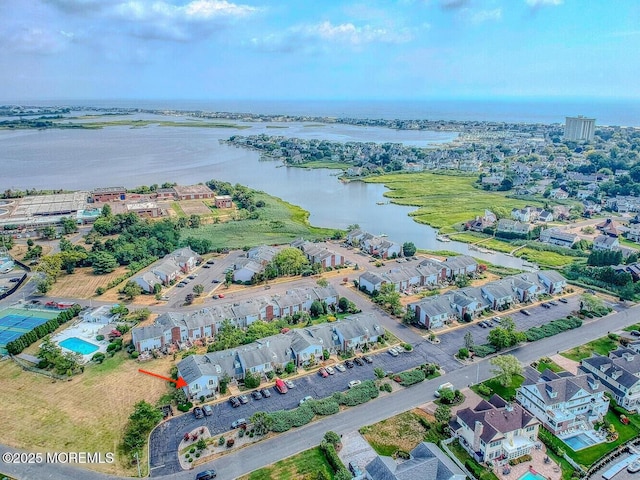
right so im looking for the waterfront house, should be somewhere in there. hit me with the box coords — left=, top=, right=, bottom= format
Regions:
left=539, top=228, right=579, bottom=248
left=516, top=367, right=609, bottom=437
left=450, top=394, right=540, bottom=465
left=580, top=347, right=640, bottom=411
left=537, top=270, right=567, bottom=294
left=593, top=235, right=620, bottom=251
left=408, top=295, right=456, bottom=329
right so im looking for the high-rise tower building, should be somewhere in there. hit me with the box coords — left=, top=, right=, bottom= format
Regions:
left=564, top=116, right=595, bottom=141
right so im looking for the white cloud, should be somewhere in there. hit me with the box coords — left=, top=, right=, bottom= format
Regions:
left=0, top=26, right=73, bottom=54
left=469, top=8, right=502, bottom=23
left=525, top=0, right=563, bottom=6
left=113, top=0, right=256, bottom=21
left=251, top=20, right=417, bottom=53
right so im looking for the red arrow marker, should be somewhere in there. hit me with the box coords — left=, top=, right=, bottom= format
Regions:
left=139, top=368, right=188, bottom=389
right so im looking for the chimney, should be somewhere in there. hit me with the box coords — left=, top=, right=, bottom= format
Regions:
left=472, top=421, right=484, bottom=452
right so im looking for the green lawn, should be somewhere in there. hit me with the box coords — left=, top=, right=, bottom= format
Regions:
left=623, top=324, right=640, bottom=332
left=471, top=375, right=525, bottom=401
left=241, top=447, right=335, bottom=480
left=292, top=160, right=353, bottom=170
left=364, top=173, right=542, bottom=233
left=515, top=248, right=584, bottom=268
left=561, top=337, right=619, bottom=362
left=186, top=192, right=336, bottom=249
left=535, top=359, right=565, bottom=373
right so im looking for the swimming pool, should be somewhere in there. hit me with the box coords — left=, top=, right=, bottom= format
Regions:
left=563, top=433, right=598, bottom=451
left=518, top=471, right=546, bottom=480
left=59, top=337, right=99, bottom=355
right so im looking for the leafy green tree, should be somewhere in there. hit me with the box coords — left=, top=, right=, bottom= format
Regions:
left=377, top=283, right=402, bottom=315
left=323, top=431, right=341, bottom=446
left=580, top=293, right=604, bottom=312
left=338, top=297, right=350, bottom=312
left=250, top=411, right=273, bottom=435
left=91, top=251, right=118, bottom=274
left=310, top=300, right=324, bottom=317
left=402, top=242, right=417, bottom=257
left=244, top=371, right=260, bottom=389
left=272, top=247, right=309, bottom=276
left=464, top=331, right=474, bottom=349
left=60, top=216, right=78, bottom=234
left=490, top=354, right=523, bottom=387
left=439, top=389, right=455, bottom=404
left=41, top=225, right=57, bottom=240
left=120, top=281, right=142, bottom=300
left=188, top=214, right=201, bottom=229
left=316, top=278, right=329, bottom=288
left=193, top=284, right=204, bottom=296
left=101, top=204, right=112, bottom=217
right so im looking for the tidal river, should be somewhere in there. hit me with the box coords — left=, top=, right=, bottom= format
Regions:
left=1, top=119, right=528, bottom=269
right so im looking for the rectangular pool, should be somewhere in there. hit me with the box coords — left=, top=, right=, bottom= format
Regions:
left=518, top=471, right=547, bottom=480
left=563, top=433, right=598, bottom=451
left=59, top=337, right=99, bottom=355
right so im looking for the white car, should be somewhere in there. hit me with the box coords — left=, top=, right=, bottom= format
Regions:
left=388, top=348, right=399, bottom=357
left=348, top=380, right=362, bottom=389
left=335, top=364, right=346, bottom=373
left=299, top=396, right=313, bottom=406
left=325, top=366, right=335, bottom=375
left=284, top=379, right=295, bottom=389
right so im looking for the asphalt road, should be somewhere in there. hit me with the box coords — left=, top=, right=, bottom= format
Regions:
left=4, top=303, right=638, bottom=480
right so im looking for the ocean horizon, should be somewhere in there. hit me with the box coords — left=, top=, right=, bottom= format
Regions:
left=2, top=97, right=639, bottom=127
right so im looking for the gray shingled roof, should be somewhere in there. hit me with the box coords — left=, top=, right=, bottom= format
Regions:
left=582, top=348, right=640, bottom=389
left=520, top=368, right=602, bottom=406
left=366, top=442, right=465, bottom=480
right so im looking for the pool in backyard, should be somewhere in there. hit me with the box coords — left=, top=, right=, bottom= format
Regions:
left=518, top=471, right=547, bottom=480
left=563, top=432, right=599, bottom=451
left=59, top=337, right=100, bottom=355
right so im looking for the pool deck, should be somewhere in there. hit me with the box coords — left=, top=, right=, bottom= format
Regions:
left=51, top=320, right=112, bottom=363
left=494, top=445, right=562, bottom=480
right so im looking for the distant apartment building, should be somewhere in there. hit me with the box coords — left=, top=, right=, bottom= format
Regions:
left=564, top=116, right=595, bottom=142
left=91, top=187, right=126, bottom=203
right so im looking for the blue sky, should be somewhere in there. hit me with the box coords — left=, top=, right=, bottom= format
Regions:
left=1, top=0, right=639, bottom=101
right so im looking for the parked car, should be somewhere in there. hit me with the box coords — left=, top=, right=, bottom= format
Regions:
left=630, top=330, right=640, bottom=337
left=212, top=279, right=220, bottom=283
left=299, top=396, right=313, bottom=406
left=549, top=301, right=558, bottom=306
left=251, top=390, right=262, bottom=400
left=206, top=259, right=215, bottom=265
left=520, top=309, right=531, bottom=316
left=193, top=407, right=204, bottom=419
left=344, top=360, right=354, bottom=369
left=188, top=274, right=198, bottom=279
left=275, top=378, right=288, bottom=394
left=229, top=396, right=240, bottom=408
left=231, top=418, right=247, bottom=429
left=479, top=321, right=487, bottom=328
left=349, top=463, right=363, bottom=477
left=318, top=367, right=329, bottom=378
left=362, top=355, right=373, bottom=364
left=434, top=382, right=454, bottom=398
left=348, top=380, right=362, bottom=389
left=9, top=277, right=20, bottom=283
left=325, top=366, right=335, bottom=375
left=176, top=283, right=185, bottom=288
left=559, top=298, right=568, bottom=304
left=541, top=303, right=551, bottom=309
left=202, top=265, right=211, bottom=268
left=335, top=364, right=346, bottom=372
left=195, top=470, right=217, bottom=480
left=354, top=357, right=365, bottom=366
left=202, top=404, right=213, bottom=416
left=388, top=348, right=399, bottom=357
left=260, top=388, right=272, bottom=398
left=284, top=379, right=295, bottom=389
left=218, top=293, right=225, bottom=298
left=238, top=395, right=249, bottom=404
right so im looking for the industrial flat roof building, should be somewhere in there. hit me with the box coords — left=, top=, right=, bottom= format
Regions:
left=564, top=116, right=595, bottom=141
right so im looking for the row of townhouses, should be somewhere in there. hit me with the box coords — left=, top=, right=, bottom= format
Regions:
left=345, top=229, right=402, bottom=259
left=290, top=239, right=345, bottom=268
left=134, top=247, right=200, bottom=292
left=177, top=313, right=383, bottom=398
left=232, top=245, right=280, bottom=283
left=408, top=270, right=567, bottom=329
left=131, top=284, right=339, bottom=352
left=358, top=255, right=479, bottom=294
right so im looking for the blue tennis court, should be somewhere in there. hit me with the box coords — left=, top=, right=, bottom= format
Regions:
left=0, top=309, right=59, bottom=353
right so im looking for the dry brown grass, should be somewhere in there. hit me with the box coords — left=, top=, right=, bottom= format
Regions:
left=48, top=266, right=130, bottom=299
left=0, top=352, right=176, bottom=476
left=178, top=200, right=212, bottom=216
left=10, top=244, right=54, bottom=260
left=360, top=409, right=429, bottom=455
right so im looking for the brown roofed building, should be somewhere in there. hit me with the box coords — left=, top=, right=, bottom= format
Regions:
left=91, top=187, right=126, bottom=203
left=214, top=195, right=233, bottom=208
left=173, top=184, right=215, bottom=200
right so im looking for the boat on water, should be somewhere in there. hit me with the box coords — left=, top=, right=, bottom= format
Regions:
left=627, top=460, right=640, bottom=473
left=436, top=235, right=451, bottom=242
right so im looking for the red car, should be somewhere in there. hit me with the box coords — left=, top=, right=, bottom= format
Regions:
left=318, top=368, right=329, bottom=378
left=218, top=293, right=225, bottom=298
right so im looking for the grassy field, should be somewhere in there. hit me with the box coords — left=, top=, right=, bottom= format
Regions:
left=55, top=119, right=251, bottom=129
left=0, top=352, right=174, bottom=476
left=240, top=447, right=336, bottom=480
left=292, top=161, right=353, bottom=170
left=48, top=265, right=130, bottom=299
left=561, top=336, right=619, bottom=362
left=471, top=374, right=525, bottom=401
left=185, top=191, right=336, bottom=249
left=535, top=359, right=565, bottom=373
left=365, top=173, right=541, bottom=233
left=359, top=409, right=435, bottom=456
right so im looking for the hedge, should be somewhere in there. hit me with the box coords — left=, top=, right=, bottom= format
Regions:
left=6, top=304, right=81, bottom=355
left=320, top=441, right=350, bottom=479
left=471, top=344, right=497, bottom=358
left=525, top=316, right=582, bottom=342
left=311, top=399, right=340, bottom=416
left=397, top=368, right=426, bottom=386
left=332, top=380, right=379, bottom=406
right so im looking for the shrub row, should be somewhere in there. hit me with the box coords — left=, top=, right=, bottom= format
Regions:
left=104, top=256, right=157, bottom=291
left=509, top=454, right=532, bottom=466
left=320, top=440, right=350, bottom=480
left=5, top=304, right=81, bottom=355
left=471, top=344, right=497, bottom=358
left=397, top=368, right=426, bottom=386
left=266, top=380, right=379, bottom=433
left=525, top=316, right=582, bottom=342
